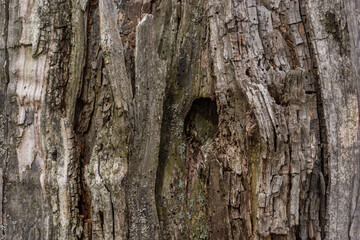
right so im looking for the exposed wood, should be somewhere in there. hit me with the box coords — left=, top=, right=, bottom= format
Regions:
left=0, top=0, right=359, bottom=239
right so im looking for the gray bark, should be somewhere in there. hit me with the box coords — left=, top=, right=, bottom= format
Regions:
left=0, top=0, right=359, bottom=239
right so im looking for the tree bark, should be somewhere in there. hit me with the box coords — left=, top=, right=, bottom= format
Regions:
left=0, top=0, right=359, bottom=239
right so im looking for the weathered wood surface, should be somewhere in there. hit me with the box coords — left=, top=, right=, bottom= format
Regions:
left=0, top=0, right=359, bottom=239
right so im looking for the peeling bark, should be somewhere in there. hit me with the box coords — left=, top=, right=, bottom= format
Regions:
left=0, top=0, right=359, bottom=239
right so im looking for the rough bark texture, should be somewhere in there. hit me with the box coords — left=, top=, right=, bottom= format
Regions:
left=0, top=0, right=359, bottom=239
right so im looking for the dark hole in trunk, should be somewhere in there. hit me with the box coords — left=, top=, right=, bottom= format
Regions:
left=184, top=98, right=219, bottom=144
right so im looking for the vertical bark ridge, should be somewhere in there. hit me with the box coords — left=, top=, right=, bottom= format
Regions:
left=42, top=0, right=74, bottom=237
left=345, top=1, right=360, bottom=238
left=298, top=1, right=329, bottom=238
left=0, top=0, right=10, bottom=238
left=302, top=1, right=359, bottom=239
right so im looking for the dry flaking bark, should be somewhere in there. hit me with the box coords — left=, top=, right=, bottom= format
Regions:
left=0, top=0, right=359, bottom=239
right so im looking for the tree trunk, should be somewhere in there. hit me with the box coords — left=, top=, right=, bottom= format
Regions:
left=0, top=0, right=359, bottom=239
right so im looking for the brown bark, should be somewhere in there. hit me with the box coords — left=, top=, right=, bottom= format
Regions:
left=0, top=0, right=359, bottom=239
